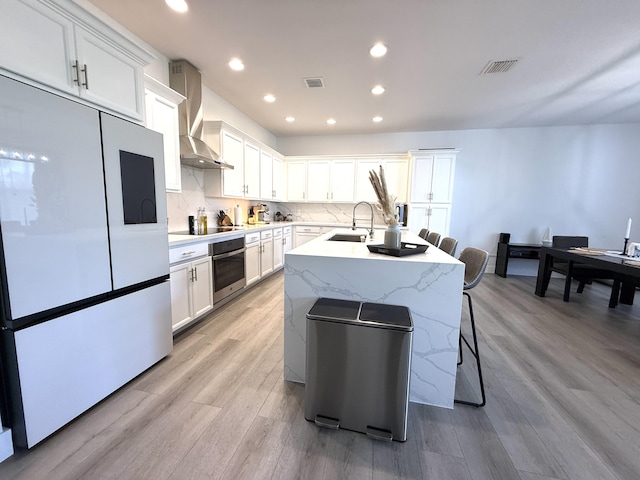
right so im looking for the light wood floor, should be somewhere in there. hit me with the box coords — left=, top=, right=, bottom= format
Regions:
left=1, top=272, right=640, bottom=480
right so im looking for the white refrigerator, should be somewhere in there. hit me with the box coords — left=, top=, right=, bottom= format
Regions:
left=0, top=74, right=172, bottom=448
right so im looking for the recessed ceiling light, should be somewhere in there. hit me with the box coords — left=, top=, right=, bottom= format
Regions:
left=264, top=94, right=276, bottom=103
left=371, top=85, right=385, bottom=95
left=165, top=0, right=188, bottom=13
left=285, top=116, right=295, bottom=123
left=326, top=118, right=336, bottom=125
left=369, top=43, right=388, bottom=58
left=228, top=58, right=245, bottom=71
left=373, top=116, right=383, bottom=123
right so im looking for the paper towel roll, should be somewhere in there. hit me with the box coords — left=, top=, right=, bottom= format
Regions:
left=233, top=206, right=243, bottom=226
left=626, top=242, right=640, bottom=257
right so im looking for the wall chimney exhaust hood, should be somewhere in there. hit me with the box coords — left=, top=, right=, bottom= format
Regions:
left=169, top=60, right=233, bottom=169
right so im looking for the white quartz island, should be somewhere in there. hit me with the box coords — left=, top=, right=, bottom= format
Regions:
left=284, top=228, right=465, bottom=409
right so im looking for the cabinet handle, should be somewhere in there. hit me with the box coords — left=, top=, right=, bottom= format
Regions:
left=194, top=266, right=198, bottom=281
left=72, top=60, right=80, bottom=86
left=272, top=189, right=275, bottom=198
left=81, top=64, right=89, bottom=89
left=182, top=251, right=196, bottom=256
left=331, top=192, right=334, bottom=200
left=189, top=267, right=194, bottom=282
left=302, top=192, right=305, bottom=199
left=326, top=192, right=329, bottom=199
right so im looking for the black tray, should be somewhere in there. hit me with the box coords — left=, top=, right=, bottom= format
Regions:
left=367, top=242, right=428, bottom=257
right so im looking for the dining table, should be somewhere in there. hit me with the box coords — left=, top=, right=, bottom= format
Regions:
left=535, top=247, right=640, bottom=307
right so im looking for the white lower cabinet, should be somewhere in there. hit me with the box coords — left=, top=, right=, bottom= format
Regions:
left=273, top=228, right=284, bottom=270
left=260, top=230, right=274, bottom=277
left=169, top=249, right=213, bottom=331
left=295, top=226, right=321, bottom=248
left=408, top=204, right=452, bottom=237
left=245, top=232, right=262, bottom=285
left=283, top=226, right=293, bottom=255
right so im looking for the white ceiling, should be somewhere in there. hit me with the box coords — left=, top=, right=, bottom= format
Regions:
left=89, top=0, right=640, bottom=137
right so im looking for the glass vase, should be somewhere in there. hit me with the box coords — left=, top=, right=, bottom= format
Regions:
left=384, top=224, right=402, bottom=249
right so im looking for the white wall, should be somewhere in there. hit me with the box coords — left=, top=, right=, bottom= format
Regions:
left=278, top=124, right=640, bottom=274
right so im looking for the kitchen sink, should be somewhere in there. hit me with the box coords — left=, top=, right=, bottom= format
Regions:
left=328, top=233, right=365, bottom=242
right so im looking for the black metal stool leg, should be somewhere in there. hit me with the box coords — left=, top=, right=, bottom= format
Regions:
left=455, top=292, right=486, bottom=408
left=457, top=332, right=463, bottom=365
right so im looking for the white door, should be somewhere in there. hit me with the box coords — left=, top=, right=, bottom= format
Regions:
left=221, top=131, right=244, bottom=197
left=273, top=229, right=284, bottom=269
left=260, top=150, right=273, bottom=199
left=243, top=141, right=260, bottom=199
left=0, top=75, right=112, bottom=319
left=100, top=113, right=169, bottom=290
left=384, top=158, right=409, bottom=203
left=330, top=160, right=355, bottom=202
left=170, top=262, right=192, bottom=328
left=307, top=160, right=331, bottom=201
left=410, top=156, right=435, bottom=202
left=0, top=0, right=77, bottom=96
left=245, top=242, right=261, bottom=285
left=427, top=204, right=451, bottom=236
left=74, top=25, right=144, bottom=121
left=431, top=155, right=456, bottom=203
left=287, top=161, right=307, bottom=201
left=272, top=156, right=284, bottom=200
left=260, top=239, right=274, bottom=277
left=191, top=256, right=213, bottom=318
left=355, top=159, right=380, bottom=202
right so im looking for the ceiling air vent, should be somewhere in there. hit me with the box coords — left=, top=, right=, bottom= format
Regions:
left=303, top=77, right=325, bottom=88
left=480, top=59, right=519, bottom=75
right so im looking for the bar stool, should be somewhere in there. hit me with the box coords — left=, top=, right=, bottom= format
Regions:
left=427, top=231, right=441, bottom=247
left=418, top=228, right=429, bottom=240
left=455, top=247, right=489, bottom=408
left=439, top=237, right=458, bottom=256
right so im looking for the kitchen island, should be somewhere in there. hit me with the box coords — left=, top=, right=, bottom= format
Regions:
left=284, top=228, right=465, bottom=408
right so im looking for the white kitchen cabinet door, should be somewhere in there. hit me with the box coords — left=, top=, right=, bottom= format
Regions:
left=287, top=160, right=307, bottom=201
left=1, top=0, right=77, bottom=96
left=190, top=256, right=213, bottom=318
left=2, top=0, right=149, bottom=122
left=260, top=150, right=273, bottom=199
left=273, top=228, right=284, bottom=270
left=144, top=79, right=184, bottom=192
left=170, top=263, right=193, bottom=329
left=272, top=155, right=284, bottom=200
left=260, top=238, right=274, bottom=277
left=408, top=204, right=451, bottom=237
left=410, top=153, right=455, bottom=203
left=283, top=229, right=293, bottom=255
left=73, top=25, right=145, bottom=121
left=330, top=160, right=355, bottom=202
left=307, top=160, right=331, bottom=201
left=384, top=158, right=409, bottom=203
left=355, top=159, right=381, bottom=203
left=222, top=130, right=245, bottom=197
left=243, top=141, right=260, bottom=199
left=245, top=242, right=261, bottom=285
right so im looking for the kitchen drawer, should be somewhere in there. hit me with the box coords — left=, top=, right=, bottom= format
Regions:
left=273, top=227, right=283, bottom=238
left=283, top=226, right=292, bottom=235
left=295, top=226, right=321, bottom=234
left=169, top=243, right=208, bottom=265
left=245, top=232, right=261, bottom=245
left=261, top=230, right=273, bottom=240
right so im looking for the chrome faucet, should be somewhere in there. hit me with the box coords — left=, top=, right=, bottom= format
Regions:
left=352, top=201, right=375, bottom=239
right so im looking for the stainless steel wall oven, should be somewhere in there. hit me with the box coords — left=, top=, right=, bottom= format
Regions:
left=209, top=236, right=246, bottom=303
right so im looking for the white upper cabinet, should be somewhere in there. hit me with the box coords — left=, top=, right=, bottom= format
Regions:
left=410, top=151, right=456, bottom=203
left=272, top=154, right=284, bottom=200
left=260, top=150, right=273, bottom=199
left=286, top=160, right=307, bottom=201
left=243, top=141, right=260, bottom=199
left=329, top=160, right=356, bottom=202
left=1, top=0, right=151, bottom=122
left=355, top=157, right=408, bottom=203
left=144, top=75, right=185, bottom=192
left=306, top=160, right=331, bottom=201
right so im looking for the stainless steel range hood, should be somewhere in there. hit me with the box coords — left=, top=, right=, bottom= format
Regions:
left=169, top=60, right=233, bottom=169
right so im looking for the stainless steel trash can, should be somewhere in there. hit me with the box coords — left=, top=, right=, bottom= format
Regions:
left=304, top=298, right=413, bottom=442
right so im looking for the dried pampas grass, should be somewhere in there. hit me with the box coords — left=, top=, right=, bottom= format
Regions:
left=369, top=165, right=398, bottom=225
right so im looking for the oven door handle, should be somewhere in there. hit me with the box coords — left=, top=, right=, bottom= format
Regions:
left=211, top=247, right=246, bottom=260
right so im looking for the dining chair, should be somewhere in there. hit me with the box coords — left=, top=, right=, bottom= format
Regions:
left=439, top=237, right=458, bottom=256
left=455, top=247, right=489, bottom=408
left=546, top=236, right=618, bottom=302
left=418, top=228, right=429, bottom=240
left=426, top=231, right=441, bottom=247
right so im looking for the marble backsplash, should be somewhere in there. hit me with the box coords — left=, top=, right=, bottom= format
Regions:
left=166, top=165, right=386, bottom=232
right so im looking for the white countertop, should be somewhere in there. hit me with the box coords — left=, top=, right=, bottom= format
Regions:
left=287, top=228, right=459, bottom=265
left=168, top=222, right=395, bottom=247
